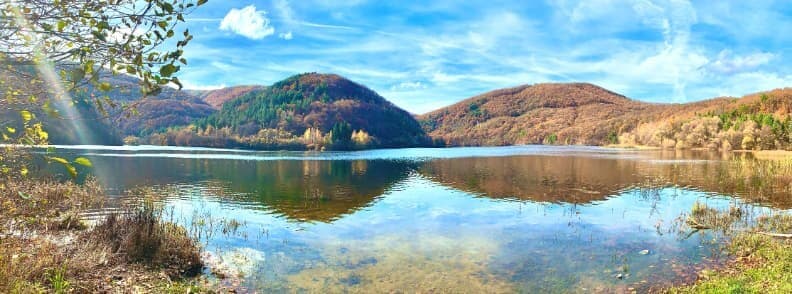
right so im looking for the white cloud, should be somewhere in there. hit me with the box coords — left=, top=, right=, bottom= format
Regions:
left=210, top=61, right=237, bottom=71
left=184, top=1, right=788, bottom=113
left=279, top=31, right=294, bottom=40
left=390, top=81, right=427, bottom=91
left=705, top=50, right=775, bottom=75
left=274, top=0, right=296, bottom=23
left=180, top=80, right=227, bottom=91
left=219, top=5, right=275, bottom=40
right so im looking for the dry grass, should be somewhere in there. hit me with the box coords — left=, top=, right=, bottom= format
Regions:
left=1, top=177, right=104, bottom=232
left=92, top=199, right=203, bottom=278
left=685, top=201, right=744, bottom=232
left=0, top=178, right=207, bottom=293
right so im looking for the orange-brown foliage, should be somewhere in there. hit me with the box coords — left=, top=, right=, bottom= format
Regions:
left=420, top=83, right=791, bottom=150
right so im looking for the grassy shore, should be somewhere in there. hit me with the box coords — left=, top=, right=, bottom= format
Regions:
left=0, top=178, right=209, bottom=293
left=733, top=150, right=792, bottom=160
left=667, top=151, right=792, bottom=294
left=668, top=155, right=791, bottom=293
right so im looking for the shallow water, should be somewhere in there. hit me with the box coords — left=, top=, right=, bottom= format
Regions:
left=36, top=145, right=790, bottom=292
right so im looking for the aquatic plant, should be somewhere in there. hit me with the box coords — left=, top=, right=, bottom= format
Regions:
left=671, top=202, right=792, bottom=292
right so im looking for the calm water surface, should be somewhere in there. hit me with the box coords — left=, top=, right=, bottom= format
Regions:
left=38, top=145, right=790, bottom=292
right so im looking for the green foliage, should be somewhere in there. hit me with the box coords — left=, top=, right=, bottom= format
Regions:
left=606, top=130, right=619, bottom=145
left=671, top=231, right=792, bottom=293
left=44, top=156, right=91, bottom=179
left=47, top=265, right=70, bottom=294
left=625, top=93, right=791, bottom=150
left=191, top=73, right=429, bottom=150
left=544, top=133, right=558, bottom=144
left=0, top=0, right=207, bottom=177
left=331, top=121, right=353, bottom=149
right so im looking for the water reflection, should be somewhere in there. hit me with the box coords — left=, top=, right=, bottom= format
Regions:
left=60, top=156, right=414, bottom=222
left=420, top=151, right=791, bottom=208
left=31, top=146, right=790, bottom=292
left=420, top=156, right=639, bottom=203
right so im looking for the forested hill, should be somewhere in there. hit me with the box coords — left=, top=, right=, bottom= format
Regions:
left=70, top=73, right=215, bottom=140
left=418, top=83, right=654, bottom=146
left=5, top=70, right=212, bottom=146
left=44, top=70, right=790, bottom=151
left=189, top=85, right=265, bottom=109
left=173, top=73, right=430, bottom=150
left=418, top=83, right=792, bottom=150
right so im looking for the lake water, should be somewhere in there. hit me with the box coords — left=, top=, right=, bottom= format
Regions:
left=36, top=145, right=790, bottom=292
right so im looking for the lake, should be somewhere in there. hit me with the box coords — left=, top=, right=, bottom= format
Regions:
left=36, top=145, right=790, bottom=292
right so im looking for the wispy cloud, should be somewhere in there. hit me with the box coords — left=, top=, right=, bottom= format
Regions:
left=180, top=1, right=791, bottom=113
left=705, top=50, right=775, bottom=75
left=180, top=80, right=227, bottom=91
left=390, top=81, right=427, bottom=91
left=279, top=31, right=294, bottom=40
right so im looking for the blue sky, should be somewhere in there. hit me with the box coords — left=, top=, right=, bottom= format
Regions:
left=177, top=0, right=792, bottom=114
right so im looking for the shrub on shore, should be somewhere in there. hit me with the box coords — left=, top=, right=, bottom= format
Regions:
left=92, top=199, right=204, bottom=278
left=0, top=178, right=206, bottom=292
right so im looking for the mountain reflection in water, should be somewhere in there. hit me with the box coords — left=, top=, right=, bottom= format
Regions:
left=33, top=146, right=790, bottom=292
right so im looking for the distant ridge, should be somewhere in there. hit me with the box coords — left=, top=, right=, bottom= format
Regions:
left=190, top=85, right=265, bottom=109
left=40, top=70, right=790, bottom=151
left=419, top=83, right=791, bottom=149
left=418, top=82, right=652, bottom=145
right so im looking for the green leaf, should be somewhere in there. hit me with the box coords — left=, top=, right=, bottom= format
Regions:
left=71, top=68, right=85, bottom=82
left=19, top=110, right=32, bottom=122
left=99, top=82, right=112, bottom=91
left=171, top=77, right=183, bottom=89
left=48, top=156, right=69, bottom=164
left=64, top=163, right=77, bottom=179
left=18, top=191, right=31, bottom=200
left=161, top=3, right=174, bottom=13
left=57, top=20, right=67, bottom=32
left=197, top=0, right=208, bottom=6
left=84, top=60, right=95, bottom=74
left=91, top=31, right=106, bottom=42
left=47, top=157, right=78, bottom=178
left=74, top=157, right=92, bottom=167
left=159, top=64, right=177, bottom=77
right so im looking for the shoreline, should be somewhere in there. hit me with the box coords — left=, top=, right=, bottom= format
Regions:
left=11, top=142, right=792, bottom=155
left=668, top=206, right=792, bottom=293
left=0, top=179, right=213, bottom=292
